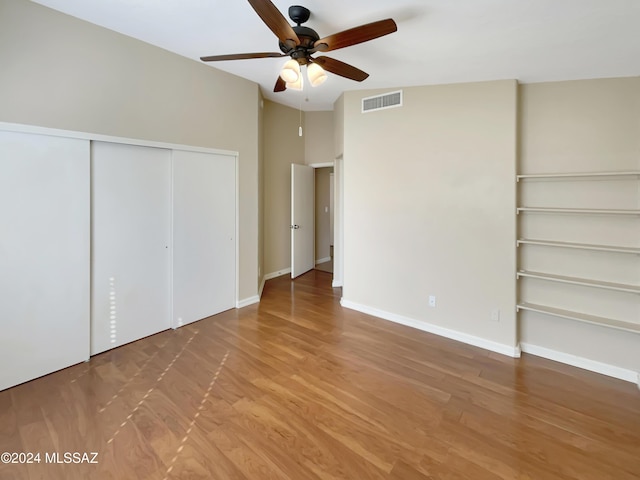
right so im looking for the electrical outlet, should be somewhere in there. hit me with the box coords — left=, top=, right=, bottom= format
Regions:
left=491, top=308, right=500, bottom=322
left=428, top=295, right=436, bottom=307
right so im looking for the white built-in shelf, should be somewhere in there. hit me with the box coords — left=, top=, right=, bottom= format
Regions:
left=517, top=207, right=640, bottom=215
left=517, top=270, right=640, bottom=294
left=517, top=238, right=640, bottom=255
left=515, top=170, right=640, bottom=337
left=517, top=171, right=640, bottom=181
left=517, top=302, right=640, bottom=334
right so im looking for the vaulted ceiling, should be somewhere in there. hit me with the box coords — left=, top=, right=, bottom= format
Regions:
left=32, top=0, right=640, bottom=111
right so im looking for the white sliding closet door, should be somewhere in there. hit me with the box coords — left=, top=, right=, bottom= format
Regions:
left=91, top=142, right=171, bottom=354
left=172, top=150, right=236, bottom=326
left=0, top=131, right=90, bottom=391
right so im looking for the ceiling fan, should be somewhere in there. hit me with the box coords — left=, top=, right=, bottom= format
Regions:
left=200, top=0, right=397, bottom=92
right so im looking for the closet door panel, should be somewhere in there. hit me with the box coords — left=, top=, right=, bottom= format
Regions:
left=91, top=142, right=171, bottom=354
left=172, top=150, right=236, bottom=326
left=0, top=131, right=90, bottom=391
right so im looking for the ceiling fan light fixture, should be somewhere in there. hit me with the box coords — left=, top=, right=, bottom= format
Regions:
left=286, top=73, right=304, bottom=91
left=279, top=59, right=300, bottom=83
left=307, top=63, right=327, bottom=87
left=199, top=1, right=396, bottom=94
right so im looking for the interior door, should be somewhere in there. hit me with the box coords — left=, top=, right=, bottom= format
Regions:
left=0, top=131, right=90, bottom=391
left=172, top=150, right=236, bottom=327
left=291, top=164, right=315, bottom=278
left=91, top=141, right=171, bottom=355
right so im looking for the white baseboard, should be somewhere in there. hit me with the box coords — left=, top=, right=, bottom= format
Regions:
left=340, top=299, right=521, bottom=358
left=236, top=295, right=260, bottom=309
left=258, top=277, right=266, bottom=298
left=264, top=268, right=291, bottom=281
left=520, top=343, right=639, bottom=384
left=315, top=256, right=331, bottom=264
left=332, top=279, right=343, bottom=288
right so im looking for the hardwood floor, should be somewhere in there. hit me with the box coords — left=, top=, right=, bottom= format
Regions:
left=1, top=270, right=639, bottom=479
left=315, top=259, right=333, bottom=273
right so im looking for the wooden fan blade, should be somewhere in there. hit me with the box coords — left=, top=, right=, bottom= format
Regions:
left=248, top=0, right=300, bottom=48
left=274, top=76, right=287, bottom=92
left=200, top=52, right=285, bottom=62
left=313, top=18, right=397, bottom=52
left=312, top=56, right=369, bottom=82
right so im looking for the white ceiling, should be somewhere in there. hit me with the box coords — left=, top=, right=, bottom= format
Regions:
left=32, top=0, right=640, bottom=111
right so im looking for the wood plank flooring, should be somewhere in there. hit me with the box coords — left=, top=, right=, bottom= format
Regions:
left=1, top=270, right=639, bottom=479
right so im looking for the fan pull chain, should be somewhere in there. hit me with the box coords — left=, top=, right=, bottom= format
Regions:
left=298, top=94, right=303, bottom=137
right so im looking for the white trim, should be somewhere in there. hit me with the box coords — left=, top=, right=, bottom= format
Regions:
left=236, top=296, right=260, bottom=309
left=0, top=122, right=238, bottom=157
left=169, top=152, right=175, bottom=328
left=309, top=162, right=334, bottom=168
left=258, top=277, right=266, bottom=298
left=517, top=171, right=640, bottom=181
left=315, top=256, right=331, bottom=264
left=520, top=343, right=638, bottom=384
left=264, top=268, right=291, bottom=281
left=332, top=155, right=344, bottom=289
left=235, top=152, right=240, bottom=312
left=341, top=299, right=521, bottom=358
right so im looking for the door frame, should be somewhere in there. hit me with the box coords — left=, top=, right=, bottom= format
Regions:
left=308, top=161, right=342, bottom=287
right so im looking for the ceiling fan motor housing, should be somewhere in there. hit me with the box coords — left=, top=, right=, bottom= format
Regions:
left=288, top=5, right=310, bottom=25
left=277, top=5, right=318, bottom=61
left=279, top=25, right=319, bottom=63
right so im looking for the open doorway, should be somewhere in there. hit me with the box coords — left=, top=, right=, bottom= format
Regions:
left=314, top=166, right=334, bottom=273
left=291, top=161, right=340, bottom=283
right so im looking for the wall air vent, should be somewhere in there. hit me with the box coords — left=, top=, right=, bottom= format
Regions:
left=361, top=90, right=403, bottom=113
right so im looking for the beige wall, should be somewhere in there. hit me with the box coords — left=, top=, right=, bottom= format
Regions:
left=342, top=81, right=518, bottom=350
left=519, top=78, right=640, bottom=171
left=262, top=108, right=336, bottom=275
left=0, top=0, right=260, bottom=301
left=305, top=111, right=335, bottom=263
left=263, top=100, right=305, bottom=275
left=332, top=95, right=345, bottom=285
left=315, top=168, right=333, bottom=262
left=304, top=111, right=334, bottom=165
left=519, top=78, right=640, bottom=372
